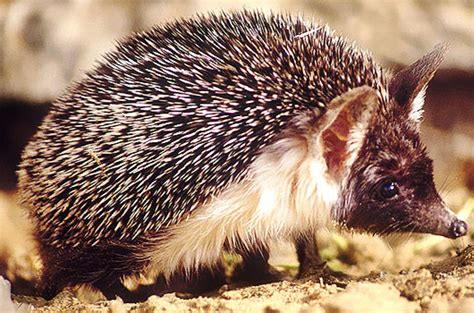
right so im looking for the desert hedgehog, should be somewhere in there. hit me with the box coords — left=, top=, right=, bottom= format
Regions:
left=18, top=11, right=467, bottom=300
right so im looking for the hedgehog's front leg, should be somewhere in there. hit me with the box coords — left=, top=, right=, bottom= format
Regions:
left=232, top=247, right=285, bottom=284
left=295, top=235, right=351, bottom=285
left=142, top=264, right=227, bottom=297
left=295, top=235, right=324, bottom=278
left=232, top=238, right=329, bottom=283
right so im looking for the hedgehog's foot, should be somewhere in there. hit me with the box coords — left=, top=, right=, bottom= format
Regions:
left=38, top=264, right=70, bottom=300
left=125, top=263, right=228, bottom=300
left=297, top=262, right=352, bottom=287
left=93, top=279, right=149, bottom=303
left=231, top=248, right=287, bottom=285
left=40, top=284, right=60, bottom=301
left=296, top=235, right=351, bottom=287
left=94, top=265, right=227, bottom=302
left=159, top=264, right=227, bottom=297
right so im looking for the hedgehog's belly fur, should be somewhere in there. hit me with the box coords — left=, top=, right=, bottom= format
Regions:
left=142, top=135, right=338, bottom=277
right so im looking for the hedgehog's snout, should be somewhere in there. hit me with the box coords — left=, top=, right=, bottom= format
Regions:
left=434, top=209, right=468, bottom=239
left=449, top=219, right=468, bottom=239
left=414, top=202, right=468, bottom=239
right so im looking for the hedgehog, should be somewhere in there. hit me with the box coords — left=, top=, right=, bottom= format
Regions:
left=18, top=11, right=467, bottom=301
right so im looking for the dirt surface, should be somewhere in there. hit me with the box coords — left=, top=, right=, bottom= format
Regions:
left=7, top=246, right=474, bottom=313
left=0, top=191, right=472, bottom=313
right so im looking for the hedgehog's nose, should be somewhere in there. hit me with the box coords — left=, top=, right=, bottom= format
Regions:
left=450, top=219, right=468, bottom=238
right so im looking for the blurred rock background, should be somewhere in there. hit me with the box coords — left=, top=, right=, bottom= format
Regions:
left=0, top=0, right=472, bottom=191
left=0, top=0, right=472, bottom=297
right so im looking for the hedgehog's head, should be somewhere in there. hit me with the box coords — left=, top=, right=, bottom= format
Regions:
left=317, top=45, right=467, bottom=239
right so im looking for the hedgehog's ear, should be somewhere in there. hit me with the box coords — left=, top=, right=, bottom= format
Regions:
left=317, top=86, right=379, bottom=180
left=389, top=44, right=447, bottom=122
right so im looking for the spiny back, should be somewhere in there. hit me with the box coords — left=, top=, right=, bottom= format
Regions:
left=18, top=11, right=388, bottom=248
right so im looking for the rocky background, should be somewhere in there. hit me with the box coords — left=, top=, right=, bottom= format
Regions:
left=0, top=0, right=473, bottom=191
left=0, top=1, right=473, bottom=312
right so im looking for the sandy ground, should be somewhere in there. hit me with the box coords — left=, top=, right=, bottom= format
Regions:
left=1, top=191, right=473, bottom=313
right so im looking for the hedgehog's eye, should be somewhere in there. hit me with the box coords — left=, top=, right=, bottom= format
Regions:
left=379, top=181, right=399, bottom=199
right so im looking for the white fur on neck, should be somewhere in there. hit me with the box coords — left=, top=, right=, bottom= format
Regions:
left=143, top=133, right=338, bottom=277
left=410, top=87, right=426, bottom=123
